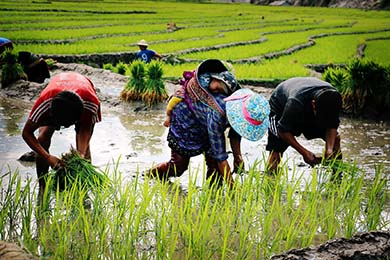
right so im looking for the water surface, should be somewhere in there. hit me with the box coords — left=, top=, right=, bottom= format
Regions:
left=0, top=95, right=388, bottom=188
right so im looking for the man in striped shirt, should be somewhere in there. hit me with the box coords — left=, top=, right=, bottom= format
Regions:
left=22, top=72, right=101, bottom=196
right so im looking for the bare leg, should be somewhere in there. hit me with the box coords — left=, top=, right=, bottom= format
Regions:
left=148, top=150, right=190, bottom=180
left=76, top=124, right=94, bottom=160
left=36, top=126, right=55, bottom=201
left=266, top=151, right=283, bottom=174
left=204, top=154, right=222, bottom=187
left=334, top=133, right=342, bottom=159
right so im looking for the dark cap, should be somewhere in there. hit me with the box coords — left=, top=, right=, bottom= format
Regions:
left=210, top=71, right=240, bottom=94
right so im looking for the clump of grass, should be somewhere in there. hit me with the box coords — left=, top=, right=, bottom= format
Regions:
left=52, top=148, right=110, bottom=192
left=45, top=58, right=57, bottom=69
left=120, top=60, right=167, bottom=106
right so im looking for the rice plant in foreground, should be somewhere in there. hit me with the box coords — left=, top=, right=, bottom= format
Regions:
left=0, top=158, right=388, bottom=259
left=51, top=147, right=110, bottom=192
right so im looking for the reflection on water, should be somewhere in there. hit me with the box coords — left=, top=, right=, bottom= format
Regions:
left=0, top=98, right=28, bottom=136
left=118, top=104, right=166, bottom=155
left=0, top=97, right=389, bottom=185
left=339, top=119, right=389, bottom=173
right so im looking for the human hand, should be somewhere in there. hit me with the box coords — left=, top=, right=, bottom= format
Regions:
left=302, top=151, right=321, bottom=167
left=163, top=117, right=170, bottom=127
left=47, top=155, right=63, bottom=169
left=233, top=159, right=246, bottom=174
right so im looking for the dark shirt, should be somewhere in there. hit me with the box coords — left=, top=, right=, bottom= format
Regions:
left=169, top=93, right=229, bottom=161
left=269, top=77, right=340, bottom=136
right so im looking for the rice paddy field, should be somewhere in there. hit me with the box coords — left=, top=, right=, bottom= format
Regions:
left=1, top=0, right=390, bottom=80
left=1, top=1, right=390, bottom=259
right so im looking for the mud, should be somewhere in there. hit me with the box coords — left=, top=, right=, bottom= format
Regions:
left=272, top=231, right=390, bottom=260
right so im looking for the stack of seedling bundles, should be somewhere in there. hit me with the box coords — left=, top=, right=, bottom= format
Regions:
left=142, top=60, right=168, bottom=106
left=323, top=58, right=390, bottom=115
left=120, top=60, right=146, bottom=102
left=52, top=148, right=110, bottom=192
left=120, top=60, right=167, bottom=106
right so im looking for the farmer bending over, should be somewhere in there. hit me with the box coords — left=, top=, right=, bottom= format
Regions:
left=22, top=72, right=101, bottom=197
left=266, top=77, right=342, bottom=173
left=148, top=59, right=269, bottom=187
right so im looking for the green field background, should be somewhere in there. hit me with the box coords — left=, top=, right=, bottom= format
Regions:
left=1, top=0, right=390, bottom=80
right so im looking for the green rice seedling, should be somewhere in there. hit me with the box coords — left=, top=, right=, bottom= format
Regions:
left=141, top=61, right=167, bottom=106
left=0, top=168, right=34, bottom=242
left=1, top=155, right=389, bottom=259
left=346, top=58, right=390, bottom=114
left=322, top=66, right=350, bottom=91
left=364, top=165, right=388, bottom=231
left=44, top=58, right=56, bottom=69
left=51, top=148, right=110, bottom=193
left=120, top=60, right=145, bottom=102
left=115, top=61, right=127, bottom=75
left=0, top=49, right=27, bottom=87
left=102, top=63, right=115, bottom=72
left=323, top=59, right=390, bottom=115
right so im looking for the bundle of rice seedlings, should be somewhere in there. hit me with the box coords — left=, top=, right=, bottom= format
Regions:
left=120, top=60, right=145, bottom=102
left=1, top=50, right=27, bottom=87
left=45, top=58, right=57, bottom=69
left=116, top=61, right=127, bottom=75
left=52, top=148, right=110, bottom=192
left=103, top=63, right=114, bottom=72
left=141, top=61, right=167, bottom=106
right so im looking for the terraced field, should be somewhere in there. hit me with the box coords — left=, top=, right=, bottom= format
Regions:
left=1, top=0, right=390, bottom=80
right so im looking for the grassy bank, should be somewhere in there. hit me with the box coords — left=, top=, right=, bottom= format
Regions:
left=1, top=158, right=388, bottom=259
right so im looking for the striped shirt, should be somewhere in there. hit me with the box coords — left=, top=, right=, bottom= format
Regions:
left=29, top=72, right=101, bottom=126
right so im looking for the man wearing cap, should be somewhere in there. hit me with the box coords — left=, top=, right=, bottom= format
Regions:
left=135, top=39, right=162, bottom=63
left=266, top=77, right=343, bottom=173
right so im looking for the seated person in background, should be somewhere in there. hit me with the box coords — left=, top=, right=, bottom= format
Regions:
left=135, top=39, right=162, bottom=63
left=266, top=77, right=343, bottom=173
left=0, top=37, right=13, bottom=55
left=18, top=51, right=50, bottom=83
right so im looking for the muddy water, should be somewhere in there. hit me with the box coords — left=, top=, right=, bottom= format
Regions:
left=0, top=96, right=389, bottom=187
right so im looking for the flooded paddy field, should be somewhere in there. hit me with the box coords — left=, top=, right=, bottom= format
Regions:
left=0, top=63, right=388, bottom=188
left=0, top=95, right=388, bottom=188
